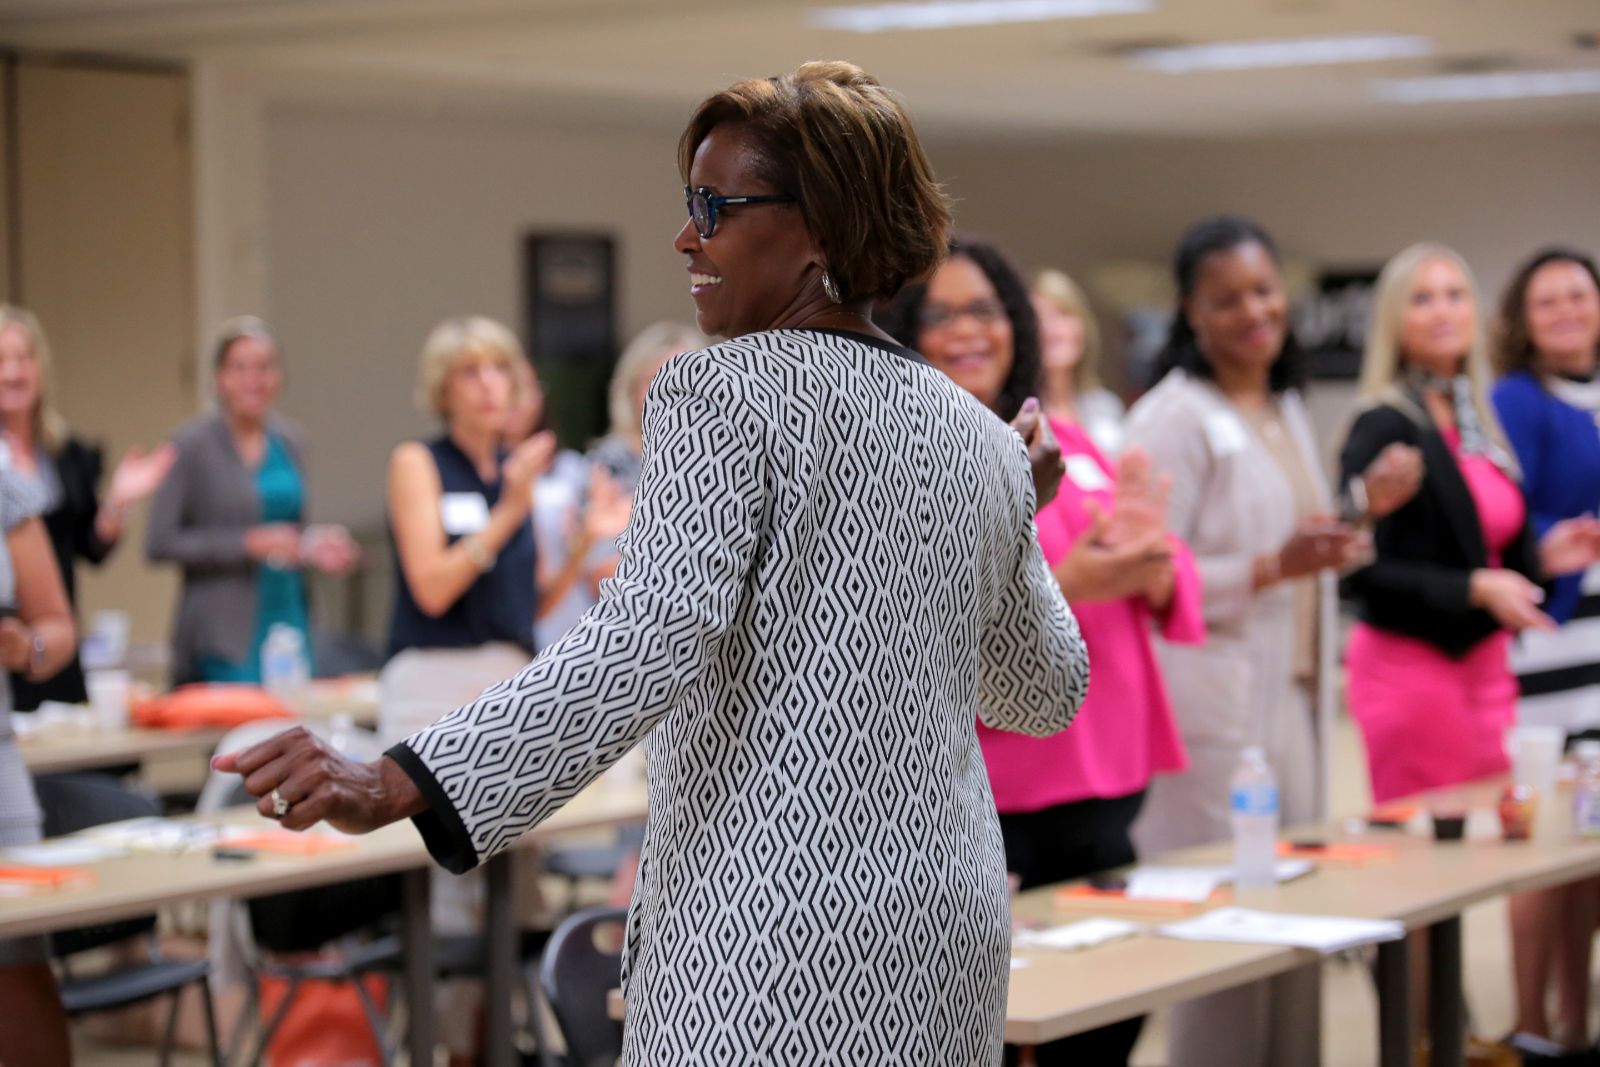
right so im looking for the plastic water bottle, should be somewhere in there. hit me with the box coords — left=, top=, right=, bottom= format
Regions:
left=1573, top=741, right=1600, bottom=840
left=260, top=624, right=310, bottom=698
left=1231, top=746, right=1280, bottom=890
left=328, top=712, right=355, bottom=756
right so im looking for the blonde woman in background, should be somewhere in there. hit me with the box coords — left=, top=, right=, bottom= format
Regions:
left=582, top=322, right=708, bottom=590
left=1339, top=245, right=1600, bottom=1060
left=379, top=315, right=552, bottom=1066
left=0, top=306, right=175, bottom=707
left=1339, top=244, right=1599, bottom=804
left=1032, top=269, right=1125, bottom=455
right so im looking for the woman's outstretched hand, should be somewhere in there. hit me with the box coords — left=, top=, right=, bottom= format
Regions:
left=212, top=726, right=426, bottom=834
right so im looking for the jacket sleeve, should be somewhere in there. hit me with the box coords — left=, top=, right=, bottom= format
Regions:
left=1339, top=405, right=1475, bottom=616
left=1126, top=394, right=1254, bottom=631
left=59, top=442, right=115, bottom=565
left=144, top=433, right=253, bottom=571
left=1156, top=535, right=1206, bottom=645
left=388, top=356, right=765, bottom=873
left=976, top=433, right=1089, bottom=738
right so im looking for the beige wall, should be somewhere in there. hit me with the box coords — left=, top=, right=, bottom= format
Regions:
left=10, top=62, right=193, bottom=648
left=233, top=94, right=1600, bottom=529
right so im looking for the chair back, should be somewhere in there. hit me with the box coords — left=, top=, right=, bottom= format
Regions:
left=539, top=906, right=627, bottom=1067
left=33, top=774, right=161, bottom=957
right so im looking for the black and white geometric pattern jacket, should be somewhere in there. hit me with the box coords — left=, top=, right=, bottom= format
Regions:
left=391, top=327, right=1089, bottom=1066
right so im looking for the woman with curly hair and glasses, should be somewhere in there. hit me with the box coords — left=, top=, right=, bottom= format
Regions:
left=220, top=62, right=1087, bottom=1065
left=883, top=236, right=1203, bottom=1067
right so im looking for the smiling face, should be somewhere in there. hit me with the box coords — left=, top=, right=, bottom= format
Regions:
left=1399, top=256, right=1477, bottom=378
left=1184, top=240, right=1288, bottom=380
left=0, top=322, right=42, bottom=425
left=917, top=255, right=1015, bottom=411
left=215, top=335, right=282, bottom=423
left=673, top=123, right=821, bottom=339
left=1525, top=259, right=1600, bottom=377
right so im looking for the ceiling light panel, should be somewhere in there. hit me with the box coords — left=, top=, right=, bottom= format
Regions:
left=1371, top=68, right=1600, bottom=103
left=1132, top=33, right=1435, bottom=73
left=810, top=0, right=1153, bottom=34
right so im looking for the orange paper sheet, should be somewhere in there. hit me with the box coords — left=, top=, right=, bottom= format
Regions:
left=0, top=865, right=94, bottom=890
left=221, top=832, right=358, bottom=856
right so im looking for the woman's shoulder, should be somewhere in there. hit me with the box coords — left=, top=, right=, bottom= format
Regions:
left=1126, top=371, right=1211, bottom=434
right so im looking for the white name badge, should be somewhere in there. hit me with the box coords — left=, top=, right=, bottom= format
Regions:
left=440, top=492, right=491, bottom=535
left=1203, top=410, right=1250, bottom=457
left=1064, top=453, right=1111, bottom=493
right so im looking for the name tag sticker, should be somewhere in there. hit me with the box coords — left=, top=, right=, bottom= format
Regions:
left=440, top=492, right=491, bottom=535
left=1203, top=410, right=1250, bottom=457
left=1064, top=453, right=1111, bottom=493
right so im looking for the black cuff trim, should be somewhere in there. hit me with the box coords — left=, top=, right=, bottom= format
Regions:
left=386, top=742, right=480, bottom=875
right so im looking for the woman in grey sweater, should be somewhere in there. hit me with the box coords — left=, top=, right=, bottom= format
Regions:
left=146, top=317, right=358, bottom=684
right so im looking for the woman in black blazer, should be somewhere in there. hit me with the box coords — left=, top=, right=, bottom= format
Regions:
left=0, top=306, right=175, bottom=707
left=1338, top=245, right=1600, bottom=805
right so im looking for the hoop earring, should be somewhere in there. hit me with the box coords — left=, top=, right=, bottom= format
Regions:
left=821, top=271, right=841, bottom=304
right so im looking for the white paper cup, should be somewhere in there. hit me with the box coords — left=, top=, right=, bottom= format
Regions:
left=1508, top=723, right=1564, bottom=798
left=86, top=668, right=132, bottom=732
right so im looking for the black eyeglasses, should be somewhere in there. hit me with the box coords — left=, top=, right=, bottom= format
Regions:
left=918, top=299, right=1007, bottom=332
left=684, top=185, right=798, bottom=239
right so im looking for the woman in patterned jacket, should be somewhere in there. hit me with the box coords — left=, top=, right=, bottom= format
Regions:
left=221, top=61, right=1089, bottom=1066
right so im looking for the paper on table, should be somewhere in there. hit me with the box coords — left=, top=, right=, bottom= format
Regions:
left=4, top=841, right=126, bottom=865
left=1014, top=918, right=1142, bottom=952
left=1126, top=868, right=1222, bottom=903
left=1158, top=907, right=1405, bottom=954
left=1126, top=859, right=1315, bottom=902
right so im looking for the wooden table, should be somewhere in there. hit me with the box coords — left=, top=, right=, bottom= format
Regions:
left=18, top=724, right=227, bottom=775
left=1008, top=775, right=1600, bottom=1067
left=16, top=674, right=379, bottom=777
left=0, top=774, right=648, bottom=1066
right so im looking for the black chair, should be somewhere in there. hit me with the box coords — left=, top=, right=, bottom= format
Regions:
left=218, top=779, right=404, bottom=1066
left=537, top=906, right=626, bottom=1067
left=33, top=773, right=222, bottom=1067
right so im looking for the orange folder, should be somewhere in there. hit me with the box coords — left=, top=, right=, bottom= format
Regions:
left=1052, top=883, right=1227, bottom=916
left=1278, top=841, right=1395, bottom=865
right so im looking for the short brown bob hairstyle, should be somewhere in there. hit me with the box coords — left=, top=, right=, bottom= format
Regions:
left=1494, top=245, right=1600, bottom=376
left=678, top=61, right=952, bottom=305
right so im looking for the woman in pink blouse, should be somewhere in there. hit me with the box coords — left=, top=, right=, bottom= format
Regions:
left=882, top=237, right=1203, bottom=1067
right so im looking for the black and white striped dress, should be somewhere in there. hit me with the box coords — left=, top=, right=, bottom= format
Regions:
left=389, top=328, right=1088, bottom=1065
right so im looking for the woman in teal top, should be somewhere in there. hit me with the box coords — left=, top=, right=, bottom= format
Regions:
left=147, top=318, right=360, bottom=685
left=198, top=433, right=311, bottom=682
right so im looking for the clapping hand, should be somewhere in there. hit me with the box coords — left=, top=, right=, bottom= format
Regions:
left=1103, top=447, right=1170, bottom=547
left=1010, top=398, right=1063, bottom=510
left=108, top=443, right=177, bottom=510
left=1361, top=443, right=1424, bottom=520
left=1538, top=516, right=1600, bottom=578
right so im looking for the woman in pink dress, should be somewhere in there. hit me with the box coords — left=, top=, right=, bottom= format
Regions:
left=882, top=236, right=1203, bottom=1067
left=1340, top=243, right=1600, bottom=803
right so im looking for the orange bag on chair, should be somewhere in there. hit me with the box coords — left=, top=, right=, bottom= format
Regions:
left=131, top=684, right=294, bottom=729
left=256, top=974, right=389, bottom=1067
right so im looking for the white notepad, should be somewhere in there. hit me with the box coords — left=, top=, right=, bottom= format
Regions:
left=1013, top=918, right=1141, bottom=952
left=1158, top=907, right=1405, bottom=954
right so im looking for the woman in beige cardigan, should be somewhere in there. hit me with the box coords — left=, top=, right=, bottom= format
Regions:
left=1127, top=217, right=1419, bottom=1067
